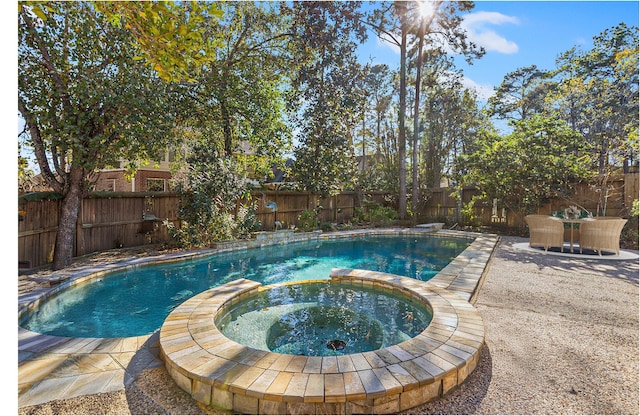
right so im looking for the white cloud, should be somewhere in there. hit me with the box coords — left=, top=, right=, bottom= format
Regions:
left=364, top=10, right=519, bottom=59
left=462, top=11, right=520, bottom=54
left=461, top=76, right=495, bottom=102
left=464, top=11, right=520, bottom=27
left=376, top=34, right=401, bottom=55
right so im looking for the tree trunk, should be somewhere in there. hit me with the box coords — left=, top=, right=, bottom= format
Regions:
left=362, top=114, right=366, bottom=170
left=397, top=3, right=408, bottom=220
left=52, top=167, right=84, bottom=270
left=412, top=31, right=424, bottom=225
left=220, top=68, right=233, bottom=157
left=221, top=100, right=233, bottom=157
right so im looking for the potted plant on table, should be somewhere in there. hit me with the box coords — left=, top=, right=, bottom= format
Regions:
left=553, top=205, right=593, bottom=244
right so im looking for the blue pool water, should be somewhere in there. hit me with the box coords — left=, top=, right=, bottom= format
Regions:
left=21, top=234, right=471, bottom=338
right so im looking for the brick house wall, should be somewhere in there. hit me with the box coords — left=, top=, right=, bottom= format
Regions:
left=91, top=169, right=131, bottom=192
left=135, top=170, right=172, bottom=192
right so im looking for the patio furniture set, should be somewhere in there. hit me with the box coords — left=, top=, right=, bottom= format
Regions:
left=524, top=214, right=628, bottom=255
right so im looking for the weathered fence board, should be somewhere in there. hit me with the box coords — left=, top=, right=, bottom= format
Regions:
left=538, top=174, right=637, bottom=218
left=18, top=199, right=59, bottom=268
left=420, top=175, right=638, bottom=228
left=19, top=193, right=182, bottom=268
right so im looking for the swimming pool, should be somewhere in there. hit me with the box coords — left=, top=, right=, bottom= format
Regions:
left=20, top=233, right=472, bottom=338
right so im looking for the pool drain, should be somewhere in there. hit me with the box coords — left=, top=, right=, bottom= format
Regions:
left=326, top=339, right=346, bottom=351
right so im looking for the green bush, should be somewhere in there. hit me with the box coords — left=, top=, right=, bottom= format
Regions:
left=353, top=207, right=366, bottom=224
left=353, top=200, right=398, bottom=226
left=236, top=204, right=261, bottom=239
left=165, top=150, right=260, bottom=248
left=368, top=205, right=397, bottom=226
left=460, top=199, right=481, bottom=227
left=297, top=209, right=319, bottom=231
left=621, top=199, right=639, bottom=250
left=320, top=222, right=335, bottom=232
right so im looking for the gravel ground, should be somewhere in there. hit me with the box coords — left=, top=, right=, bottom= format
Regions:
left=413, top=236, right=638, bottom=415
left=18, top=236, right=639, bottom=415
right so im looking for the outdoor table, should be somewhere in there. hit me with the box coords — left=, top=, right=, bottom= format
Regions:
left=559, top=218, right=585, bottom=253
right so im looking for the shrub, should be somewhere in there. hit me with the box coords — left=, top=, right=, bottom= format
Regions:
left=353, top=200, right=398, bottom=226
left=165, top=151, right=260, bottom=248
left=297, top=209, right=319, bottom=231
left=353, top=207, right=366, bottom=224
left=460, top=199, right=481, bottom=227
left=368, top=204, right=397, bottom=226
left=621, top=199, right=639, bottom=250
left=320, top=222, right=335, bottom=232
left=236, top=204, right=261, bottom=239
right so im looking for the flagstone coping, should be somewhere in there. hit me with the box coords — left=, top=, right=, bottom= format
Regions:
left=159, top=269, right=486, bottom=414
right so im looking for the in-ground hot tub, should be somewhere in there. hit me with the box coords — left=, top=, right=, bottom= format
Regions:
left=160, top=269, right=485, bottom=414
left=216, top=281, right=432, bottom=357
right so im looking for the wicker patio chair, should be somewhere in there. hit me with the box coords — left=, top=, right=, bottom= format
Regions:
left=525, top=214, right=565, bottom=252
left=579, top=217, right=628, bottom=255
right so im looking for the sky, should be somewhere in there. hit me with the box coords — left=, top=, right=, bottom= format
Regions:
left=358, top=0, right=639, bottom=101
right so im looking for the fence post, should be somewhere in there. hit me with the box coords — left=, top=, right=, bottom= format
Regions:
left=333, top=195, right=337, bottom=222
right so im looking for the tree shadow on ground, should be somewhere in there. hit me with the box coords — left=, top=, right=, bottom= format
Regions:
left=124, top=331, right=227, bottom=415
left=495, top=236, right=639, bottom=286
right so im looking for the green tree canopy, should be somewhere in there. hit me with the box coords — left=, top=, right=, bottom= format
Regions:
left=368, top=0, right=483, bottom=219
left=19, top=2, right=179, bottom=268
left=551, top=23, right=638, bottom=175
left=166, top=141, right=259, bottom=248
left=174, top=1, right=292, bottom=179
left=486, top=65, right=552, bottom=121
left=456, top=114, right=594, bottom=223
left=93, top=1, right=222, bottom=82
left=285, top=1, right=368, bottom=196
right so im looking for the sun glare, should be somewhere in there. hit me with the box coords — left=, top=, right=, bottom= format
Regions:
left=417, top=1, right=435, bottom=19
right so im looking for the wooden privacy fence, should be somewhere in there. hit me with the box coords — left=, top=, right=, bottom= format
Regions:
left=422, top=173, right=639, bottom=228
left=538, top=173, right=638, bottom=216
left=250, top=191, right=391, bottom=231
left=18, top=191, right=392, bottom=269
left=18, top=173, right=638, bottom=268
left=19, top=193, right=181, bottom=269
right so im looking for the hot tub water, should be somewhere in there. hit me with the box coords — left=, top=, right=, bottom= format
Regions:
left=216, top=282, right=432, bottom=356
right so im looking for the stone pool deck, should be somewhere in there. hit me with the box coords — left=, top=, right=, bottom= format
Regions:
left=18, top=229, right=496, bottom=411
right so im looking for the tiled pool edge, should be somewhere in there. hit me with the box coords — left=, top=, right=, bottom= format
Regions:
left=430, top=231, right=497, bottom=302
left=18, top=231, right=324, bottom=316
left=18, top=229, right=498, bottom=410
left=159, top=271, right=486, bottom=414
